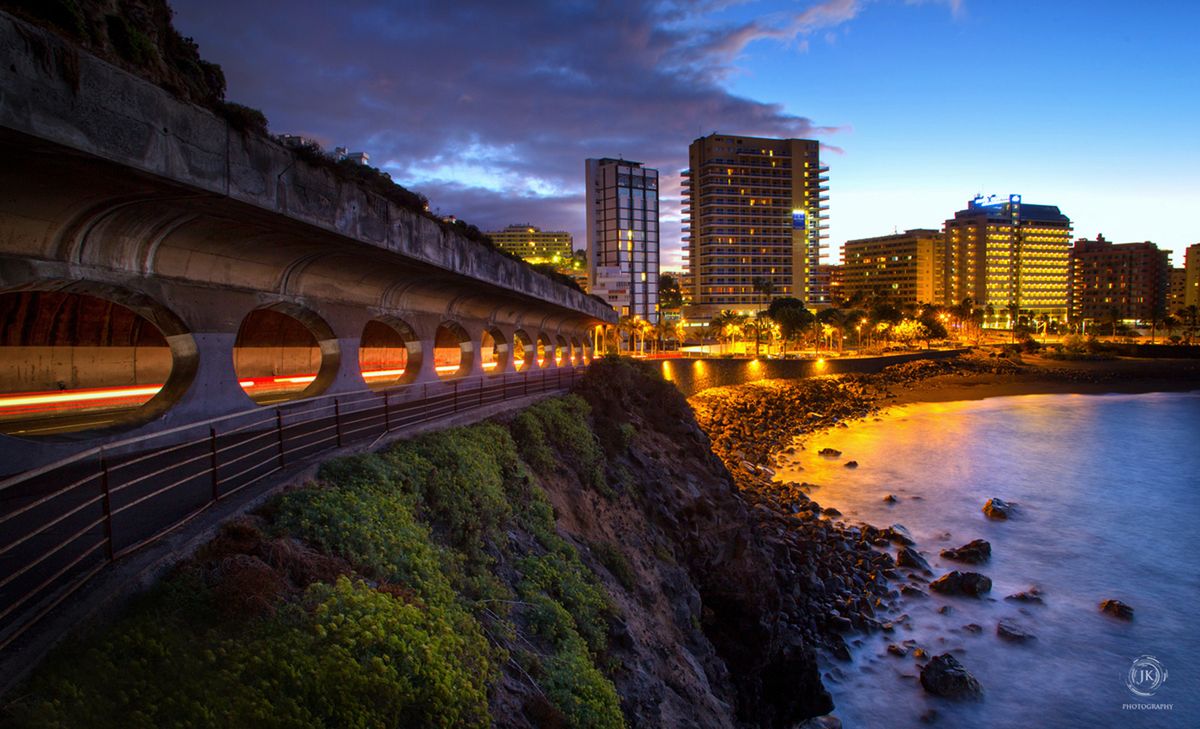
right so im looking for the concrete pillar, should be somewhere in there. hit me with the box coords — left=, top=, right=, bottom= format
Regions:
left=411, top=337, right=440, bottom=384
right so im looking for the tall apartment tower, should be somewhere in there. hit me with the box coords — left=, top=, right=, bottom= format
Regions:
left=840, top=229, right=945, bottom=306
left=1185, top=243, right=1200, bottom=308
left=943, top=195, right=1072, bottom=326
left=1068, top=236, right=1170, bottom=323
left=584, top=158, right=660, bottom=321
left=682, top=134, right=828, bottom=320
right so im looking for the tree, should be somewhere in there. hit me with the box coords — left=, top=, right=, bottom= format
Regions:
left=1176, top=305, right=1199, bottom=344
left=892, top=319, right=930, bottom=348
left=769, top=302, right=814, bottom=358
left=751, top=278, right=777, bottom=356
left=658, top=273, right=683, bottom=310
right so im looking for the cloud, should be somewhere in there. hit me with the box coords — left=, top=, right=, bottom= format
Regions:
left=168, top=0, right=950, bottom=270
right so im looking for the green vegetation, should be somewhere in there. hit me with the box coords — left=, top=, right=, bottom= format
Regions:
left=512, top=395, right=608, bottom=494
left=5, top=405, right=626, bottom=728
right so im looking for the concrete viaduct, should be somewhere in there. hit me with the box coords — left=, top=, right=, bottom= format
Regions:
left=0, top=13, right=614, bottom=659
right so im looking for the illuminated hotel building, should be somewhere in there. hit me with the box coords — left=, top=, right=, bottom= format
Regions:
left=681, top=133, right=828, bottom=320
left=1068, top=236, right=1169, bottom=323
left=486, top=224, right=573, bottom=263
left=1168, top=267, right=1187, bottom=312
left=840, top=229, right=944, bottom=306
left=584, top=158, right=660, bottom=320
left=943, top=195, right=1072, bottom=326
left=1186, top=243, right=1200, bottom=307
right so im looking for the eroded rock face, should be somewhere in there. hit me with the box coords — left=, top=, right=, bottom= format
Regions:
left=929, top=571, right=992, bottom=597
left=940, top=539, right=991, bottom=564
left=920, top=654, right=983, bottom=699
left=982, top=498, right=1014, bottom=520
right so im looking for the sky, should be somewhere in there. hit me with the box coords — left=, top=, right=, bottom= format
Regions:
left=171, top=0, right=1200, bottom=269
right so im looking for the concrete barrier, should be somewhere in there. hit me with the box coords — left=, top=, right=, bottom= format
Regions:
left=660, top=349, right=968, bottom=396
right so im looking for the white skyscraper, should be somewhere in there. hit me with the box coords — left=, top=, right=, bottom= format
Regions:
left=584, top=158, right=660, bottom=321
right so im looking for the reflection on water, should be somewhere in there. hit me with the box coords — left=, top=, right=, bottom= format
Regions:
left=774, top=391, right=1200, bottom=729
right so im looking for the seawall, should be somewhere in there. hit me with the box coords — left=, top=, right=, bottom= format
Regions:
left=661, top=349, right=969, bottom=396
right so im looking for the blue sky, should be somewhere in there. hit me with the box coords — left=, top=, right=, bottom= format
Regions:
left=173, top=0, right=1199, bottom=269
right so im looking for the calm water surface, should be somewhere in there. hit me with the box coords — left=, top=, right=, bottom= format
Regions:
left=775, top=390, right=1200, bottom=728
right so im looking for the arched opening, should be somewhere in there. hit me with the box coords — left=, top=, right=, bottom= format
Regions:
left=554, top=335, right=568, bottom=367
left=359, top=317, right=420, bottom=390
left=233, top=303, right=339, bottom=405
left=481, top=327, right=508, bottom=375
left=512, top=330, right=533, bottom=372
left=434, top=321, right=472, bottom=379
left=535, top=333, right=552, bottom=368
left=0, top=284, right=196, bottom=436
left=570, top=337, right=583, bottom=366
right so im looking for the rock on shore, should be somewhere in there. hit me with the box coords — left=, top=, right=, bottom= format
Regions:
left=940, top=539, right=991, bottom=564
left=982, top=498, right=1014, bottom=520
left=920, top=654, right=983, bottom=699
left=1099, top=599, right=1134, bottom=620
left=929, top=571, right=992, bottom=597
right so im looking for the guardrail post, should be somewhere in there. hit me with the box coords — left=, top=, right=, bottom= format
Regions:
left=334, top=398, right=343, bottom=447
left=383, top=391, right=391, bottom=432
left=99, top=454, right=114, bottom=562
left=453, top=381, right=459, bottom=413
left=209, top=426, right=220, bottom=502
left=276, top=410, right=286, bottom=468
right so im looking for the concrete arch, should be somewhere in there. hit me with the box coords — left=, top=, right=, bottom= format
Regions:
left=554, top=335, right=569, bottom=367
left=233, top=301, right=340, bottom=405
left=0, top=279, right=198, bottom=436
left=511, top=329, right=534, bottom=372
left=434, top=320, right=473, bottom=379
left=359, top=315, right=422, bottom=389
left=480, top=326, right=509, bottom=375
left=535, top=332, right=553, bottom=368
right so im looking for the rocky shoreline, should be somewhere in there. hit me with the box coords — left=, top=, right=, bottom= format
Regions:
left=687, top=352, right=1200, bottom=723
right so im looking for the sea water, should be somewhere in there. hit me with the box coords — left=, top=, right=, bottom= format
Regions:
left=774, top=390, right=1200, bottom=728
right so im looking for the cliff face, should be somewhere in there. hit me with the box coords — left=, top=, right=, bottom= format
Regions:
left=3, top=359, right=833, bottom=728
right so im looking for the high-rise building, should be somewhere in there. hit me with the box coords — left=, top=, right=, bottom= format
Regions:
left=1068, top=236, right=1170, bottom=323
left=943, top=195, right=1072, bottom=326
left=584, top=158, right=660, bottom=320
left=1167, top=267, right=1188, bottom=313
left=486, top=224, right=573, bottom=263
left=840, top=229, right=944, bottom=306
left=681, top=133, right=828, bottom=320
left=1186, top=243, right=1200, bottom=308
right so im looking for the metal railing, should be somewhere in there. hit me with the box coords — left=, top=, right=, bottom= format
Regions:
left=0, top=366, right=584, bottom=651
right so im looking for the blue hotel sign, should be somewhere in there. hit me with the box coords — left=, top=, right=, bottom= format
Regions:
left=792, top=210, right=806, bottom=230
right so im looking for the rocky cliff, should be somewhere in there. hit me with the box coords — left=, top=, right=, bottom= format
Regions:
left=2, top=359, right=841, bottom=727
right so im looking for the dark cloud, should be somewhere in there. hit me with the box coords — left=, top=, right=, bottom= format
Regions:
left=171, top=0, right=867, bottom=267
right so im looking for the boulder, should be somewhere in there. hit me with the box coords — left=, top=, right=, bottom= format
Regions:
left=897, top=547, right=932, bottom=573
left=818, top=448, right=842, bottom=457
left=885, top=524, right=915, bottom=545
left=982, top=498, right=1014, bottom=520
left=1005, top=587, right=1044, bottom=604
left=797, top=716, right=842, bottom=729
left=940, top=539, right=991, bottom=564
left=883, top=494, right=899, bottom=504
left=996, top=620, right=1035, bottom=642
left=1099, top=599, right=1134, bottom=620
left=929, top=571, right=992, bottom=597
left=920, top=654, right=983, bottom=699
left=844, top=460, right=858, bottom=469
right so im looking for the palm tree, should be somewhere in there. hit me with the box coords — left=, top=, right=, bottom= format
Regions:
left=1176, top=305, right=1199, bottom=344
left=751, top=278, right=777, bottom=355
